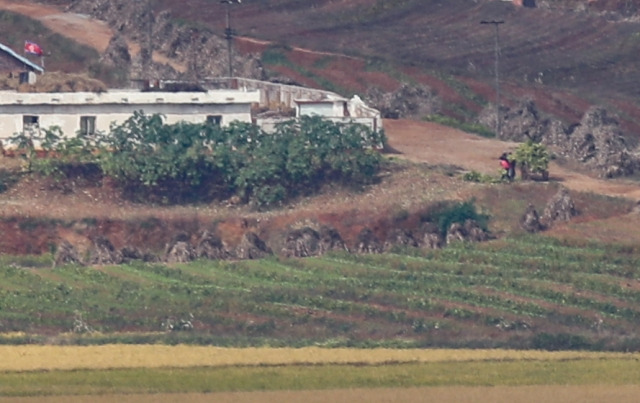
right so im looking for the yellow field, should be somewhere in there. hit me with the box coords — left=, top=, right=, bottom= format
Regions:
left=2, top=344, right=638, bottom=372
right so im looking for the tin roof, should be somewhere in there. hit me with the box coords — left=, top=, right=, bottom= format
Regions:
left=0, top=43, right=44, bottom=73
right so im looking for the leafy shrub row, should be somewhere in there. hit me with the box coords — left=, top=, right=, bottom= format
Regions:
left=11, top=113, right=386, bottom=207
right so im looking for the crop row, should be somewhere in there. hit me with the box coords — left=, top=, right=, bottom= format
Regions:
left=1, top=235, right=640, bottom=348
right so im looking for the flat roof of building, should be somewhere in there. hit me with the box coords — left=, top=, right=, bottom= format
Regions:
left=0, top=89, right=260, bottom=106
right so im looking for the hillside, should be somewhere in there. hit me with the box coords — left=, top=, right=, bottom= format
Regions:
left=1, top=0, right=640, bottom=350
left=9, top=1, right=635, bottom=132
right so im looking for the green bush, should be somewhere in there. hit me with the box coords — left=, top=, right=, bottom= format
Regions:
left=421, top=199, right=489, bottom=237
left=461, top=170, right=501, bottom=184
left=513, top=140, right=550, bottom=180
left=16, top=112, right=385, bottom=207
left=531, top=333, right=593, bottom=351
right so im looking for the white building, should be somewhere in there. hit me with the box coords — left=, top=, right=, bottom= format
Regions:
left=294, top=94, right=382, bottom=132
left=0, top=89, right=260, bottom=144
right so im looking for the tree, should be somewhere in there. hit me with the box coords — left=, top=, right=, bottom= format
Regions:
left=513, top=140, right=549, bottom=181
left=16, top=112, right=386, bottom=207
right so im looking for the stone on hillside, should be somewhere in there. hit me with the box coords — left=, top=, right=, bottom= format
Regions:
left=54, top=240, right=83, bottom=267
left=121, top=246, right=157, bottom=263
left=355, top=228, right=382, bottom=254
left=366, top=83, right=440, bottom=119
left=87, top=235, right=123, bottom=265
left=165, top=241, right=195, bottom=263
left=383, top=228, right=419, bottom=251
left=521, top=204, right=543, bottom=233
left=446, top=219, right=489, bottom=245
left=498, top=98, right=552, bottom=142
left=478, top=100, right=639, bottom=179
left=419, top=222, right=443, bottom=249
left=236, top=232, right=272, bottom=260
left=282, top=227, right=321, bottom=258
left=100, top=34, right=131, bottom=68
left=318, top=225, right=349, bottom=254
left=195, top=230, right=231, bottom=260
left=164, top=232, right=195, bottom=263
left=564, top=107, right=636, bottom=178
left=541, top=187, right=578, bottom=226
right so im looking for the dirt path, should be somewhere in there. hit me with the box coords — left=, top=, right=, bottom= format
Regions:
left=0, top=0, right=185, bottom=72
left=383, top=119, right=640, bottom=201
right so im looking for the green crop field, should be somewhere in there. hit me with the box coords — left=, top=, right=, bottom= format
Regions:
left=1, top=234, right=640, bottom=350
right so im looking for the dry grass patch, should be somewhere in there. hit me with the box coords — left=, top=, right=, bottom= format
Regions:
left=1, top=345, right=638, bottom=372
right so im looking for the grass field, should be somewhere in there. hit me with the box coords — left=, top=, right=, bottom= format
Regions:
left=2, top=235, right=640, bottom=349
left=1, top=346, right=640, bottom=398
left=2, top=345, right=636, bottom=372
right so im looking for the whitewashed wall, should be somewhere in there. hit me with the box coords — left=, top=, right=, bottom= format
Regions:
left=0, top=90, right=259, bottom=142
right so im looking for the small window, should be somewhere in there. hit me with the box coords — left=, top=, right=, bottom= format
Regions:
left=23, top=115, right=39, bottom=135
left=80, top=116, right=96, bottom=136
left=206, top=115, right=222, bottom=126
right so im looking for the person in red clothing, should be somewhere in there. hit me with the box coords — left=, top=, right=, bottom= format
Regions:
left=499, top=152, right=516, bottom=181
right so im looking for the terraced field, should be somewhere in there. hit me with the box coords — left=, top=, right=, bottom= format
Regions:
left=2, top=235, right=640, bottom=350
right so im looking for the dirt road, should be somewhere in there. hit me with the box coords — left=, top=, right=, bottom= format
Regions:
left=384, top=119, right=640, bottom=201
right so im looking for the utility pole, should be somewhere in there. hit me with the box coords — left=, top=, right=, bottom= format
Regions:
left=481, top=20, right=504, bottom=138
left=137, top=0, right=154, bottom=83
left=221, top=0, right=241, bottom=78
left=147, top=0, right=154, bottom=83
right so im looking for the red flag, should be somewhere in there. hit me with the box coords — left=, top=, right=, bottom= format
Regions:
left=24, top=41, right=43, bottom=56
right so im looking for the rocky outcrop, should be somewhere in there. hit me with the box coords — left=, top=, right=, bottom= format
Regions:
left=164, top=233, right=196, bottom=263
left=282, top=227, right=322, bottom=258
left=383, top=228, right=419, bottom=251
left=541, top=187, right=578, bottom=227
left=235, top=232, right=272, bottom=260
left=282, top=225, right=348, bottom=257
left=195, top=230, right=231, bottom=260
left=478, top=98, right=551, bottom=143
left=68, top=0, right=264, bottom=82
left=562, top=107, right=637, bottom=178
left=318, top=225, right=349, bottom=254
left=446, top=219, right=489, bottom=245
left=54, top=240, right=84, bottom=267
left=481, top=99, right=639, bottom=178
left=521, top=203, right=543, bottom=233
left=355, top=228, right=383, bottom=254
left=87, top=236, right=123, bottom=265
left=366, top=83, right=441, bottom=119
left=418, top=222, right=443, bottom=249
left=100, top=34, right=131, bottom=70
left=121, top=246, right=157, bottom=263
